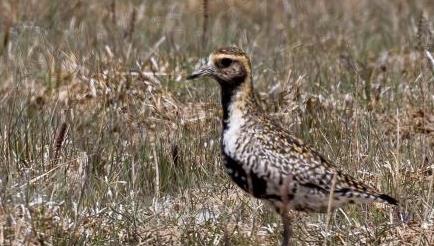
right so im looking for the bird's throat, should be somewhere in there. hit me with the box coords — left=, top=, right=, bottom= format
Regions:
left=220, top=78, right=254, bottom=131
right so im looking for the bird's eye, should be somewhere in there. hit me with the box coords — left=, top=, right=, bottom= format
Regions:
left=220, top=58, right=232, bottom=68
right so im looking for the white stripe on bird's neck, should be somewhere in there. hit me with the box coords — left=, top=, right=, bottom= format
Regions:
left=222, top=82, right=253, bottom=157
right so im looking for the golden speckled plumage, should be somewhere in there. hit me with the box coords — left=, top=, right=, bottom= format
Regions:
left=187, top=46, right=397, bottom=244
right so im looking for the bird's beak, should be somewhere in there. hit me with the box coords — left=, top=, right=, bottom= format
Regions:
left=186, top=64, right=215, bottom=80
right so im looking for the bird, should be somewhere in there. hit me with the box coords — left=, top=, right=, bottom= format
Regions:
left=186, top=46, right=398, bottom=245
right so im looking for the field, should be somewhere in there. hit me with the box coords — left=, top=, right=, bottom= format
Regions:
left=1, top=0, right=434, bottom=245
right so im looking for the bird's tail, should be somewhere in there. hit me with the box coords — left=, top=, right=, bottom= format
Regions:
left=375, top=193, right=398, bottom=205
left=335, top=187, right=398, bottom=206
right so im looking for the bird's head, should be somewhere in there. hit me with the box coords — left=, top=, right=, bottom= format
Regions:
left=187, top=46, right=252, bottom=88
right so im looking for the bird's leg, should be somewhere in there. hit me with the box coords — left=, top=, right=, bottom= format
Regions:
left=280, top=175, right=293, bottom=246
left=281, top=210, right=292, bottom=246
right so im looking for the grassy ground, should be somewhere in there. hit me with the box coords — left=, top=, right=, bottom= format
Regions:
left=0, top=0, right=433, bottom=245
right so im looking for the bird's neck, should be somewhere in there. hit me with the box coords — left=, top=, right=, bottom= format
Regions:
left=220, top=77, right=255, bottom=131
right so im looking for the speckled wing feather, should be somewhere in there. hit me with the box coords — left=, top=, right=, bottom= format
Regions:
left=249, top=118, right=398, bottom=210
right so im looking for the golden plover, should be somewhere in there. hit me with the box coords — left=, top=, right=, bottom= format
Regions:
left=187, top=46, right=397, bottom=245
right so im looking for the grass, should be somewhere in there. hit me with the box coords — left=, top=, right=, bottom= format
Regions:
left=0, top=0, right=433, bottom=245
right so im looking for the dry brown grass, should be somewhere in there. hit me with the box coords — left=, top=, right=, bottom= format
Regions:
left=0, top=0, right=433, bottom=245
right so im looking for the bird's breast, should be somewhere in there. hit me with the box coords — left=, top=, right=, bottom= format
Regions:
left=221, top=152, right=270, bottom=199
left=222, top=116, right=244, bottom=155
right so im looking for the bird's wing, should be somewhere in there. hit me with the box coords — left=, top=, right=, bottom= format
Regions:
left=256, top=129, right=397, bottom=205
